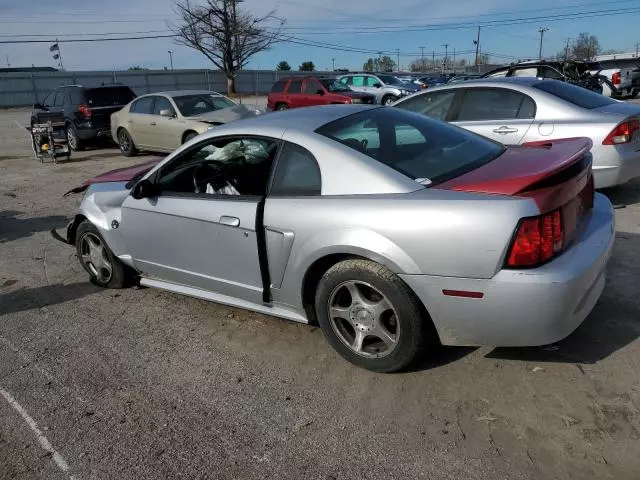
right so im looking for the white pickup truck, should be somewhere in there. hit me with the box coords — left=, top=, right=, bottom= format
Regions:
left=588, top=61, right=639, bottom=98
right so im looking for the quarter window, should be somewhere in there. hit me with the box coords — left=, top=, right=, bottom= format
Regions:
left=271, top=143, right=321, bottom=196
left=287, top=80, right=303, bottom=94
left=456, top=88, right=536, bottom=121
left=486, top=69, right=508, bottom=78
left=365, top=76, right=379, bottom=87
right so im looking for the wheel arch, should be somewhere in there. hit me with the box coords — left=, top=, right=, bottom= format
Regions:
left=182, top=129, right=199, bottom=144
left=67, top=213, right=88, bottom=246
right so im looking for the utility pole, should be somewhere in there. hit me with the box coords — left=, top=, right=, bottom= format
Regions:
left=538, top=27, right=549, bottom=60
left=441, top=44, right=449, bottom=73
left=4, top=55, right=9, bottom=68
left=377, top=51, right=382, bottom=72
left=395, top=48, right=400, bottom=72
left=453, top=48, right=456, bottom=73
left=332, top=57, right=335, bottom=70
left=420, top=46, right=425, bottom=65
left=432, top=50, right=435, bottom=72
left=474, top=26, right=481, bottom=72
left=168, top=50, right=174, bottom=70
left=564, top=37, right=571, bottom=61
left=635, top=42, right=639, bottom=59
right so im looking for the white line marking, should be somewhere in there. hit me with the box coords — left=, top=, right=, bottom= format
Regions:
left=0, top=387, right=77, bottom=479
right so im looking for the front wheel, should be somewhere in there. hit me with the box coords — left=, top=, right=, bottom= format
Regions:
left=381, top=95, right=398, bottom=106
left=75, top=221, right=132, bottom=289
left=183, top=131, right=198, bottom=144
left=315, top=259, right=433, bottom=372
left=276, top=103, right=288, bottom=111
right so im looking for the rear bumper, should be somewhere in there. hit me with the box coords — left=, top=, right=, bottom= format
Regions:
left=75, top=122, right=112, bottom=140
left=400, top=193, right=615, bottom=347
left=592, top=145, right=640, bottom=188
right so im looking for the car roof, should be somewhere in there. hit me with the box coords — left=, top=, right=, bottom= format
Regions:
left=224, top=104, right=378, bottom=134
left=141, top=90, right=227, bottom=97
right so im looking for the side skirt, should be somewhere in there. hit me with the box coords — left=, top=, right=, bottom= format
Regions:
left=139, top=277, right=309, bottom=324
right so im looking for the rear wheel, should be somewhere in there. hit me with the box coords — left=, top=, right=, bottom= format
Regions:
left=118, top=128, right=137, bottom=157
left=75, top=221, right=132, bottom=289
left=66, top=123, right=84, bottom=151
left=183, top=131, right=198, bottom=144
left=315, top=259, right=433, bottom=372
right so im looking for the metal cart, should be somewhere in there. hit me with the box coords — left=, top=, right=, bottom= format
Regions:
left=30, top=112, right=70, bottom=163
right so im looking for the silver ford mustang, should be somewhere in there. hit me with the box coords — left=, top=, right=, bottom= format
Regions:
left=55, top=105, right=615, bottom=372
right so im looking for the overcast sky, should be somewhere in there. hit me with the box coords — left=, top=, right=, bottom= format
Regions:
left=1, top=0, right=640, bottom=71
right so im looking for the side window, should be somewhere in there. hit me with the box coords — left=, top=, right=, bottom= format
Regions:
left=69, top=89, right=83, bottom=106
left=339, top=77, right=350, bottom=85
left=456, top=88, right=536, bottom=121
left=511, top=67, right=538, bottom=77
left=486, top=69, right=508, bottom=78
left=538, top=66, right=564, bottom=80
left=303, top=79, right=323, bottom=94
left=351, top=76, right=365, bottom=87
left=271, top=80, right=287, bottom=93
left=53, top=91, right=65, bottom=107
left=130, top=96, right=154, bottom=114
left=41, top=93, right=53, bottom=107
left=157, top=137, right=279, bottom=197
left=287, top=80, right=303, bottom=94
left=365, top=76, right=379, bottom=87
left=395, top=90, right=457, bottom=120
left=271, top=143, right=321, bottom=196
left=329, top=117, right=381, bottom=152
left=152, top=97, right=174, bottom=115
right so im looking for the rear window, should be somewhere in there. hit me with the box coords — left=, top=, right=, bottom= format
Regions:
left=316, top=108, right=504, bottom=185
left=84, top=86, right=136, bottom=107
left=271, top=80, right=287, bottom=93
left=533, top=80, right=616, bottom=109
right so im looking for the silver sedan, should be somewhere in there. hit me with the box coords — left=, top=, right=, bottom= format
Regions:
left=55, top=105, right=614, bottom=372
left=393, top=77, right=640, bottom=188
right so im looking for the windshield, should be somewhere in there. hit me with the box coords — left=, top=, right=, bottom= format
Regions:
left=316, top=108, right=504, bottom=185
left=377, top=74, right=403, bottom=85
left=84, top=87, right=136, bottom=107
left=533, top=80, right=616, bottom=109
left=319, top=79, right=351, bottom=92
left=173, top=94, right=237, bottom=116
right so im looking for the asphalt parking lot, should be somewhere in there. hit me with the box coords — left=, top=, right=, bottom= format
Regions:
left=1, top=105, right=639, bottom=480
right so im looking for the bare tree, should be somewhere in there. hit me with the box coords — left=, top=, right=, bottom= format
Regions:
left=172, top=0, right=284, bottom=94
left=571, top=33, right=600, bottom=61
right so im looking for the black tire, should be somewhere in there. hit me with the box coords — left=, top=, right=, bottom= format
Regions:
left=66, top=123, right=84, bottom=151
left=276, top=103, right=288, bottom=111
left=381, top=95, right=398, bottom=106
left=75, top=220, right=132, bottom=289
left=183, top=131, right=198, bottom=144
left=315, top=259, right=433, bottom=373
left=117, top=128, right=137, bottom=157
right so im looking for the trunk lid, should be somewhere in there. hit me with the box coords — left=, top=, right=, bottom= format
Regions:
left=593, top=101, right=640, bottom=118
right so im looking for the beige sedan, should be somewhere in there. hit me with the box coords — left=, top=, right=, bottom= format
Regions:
left=111, top=90, right=259, bottom=156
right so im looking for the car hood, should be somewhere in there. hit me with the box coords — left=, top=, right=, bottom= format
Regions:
left=185, top=105, right=255, bottom=124
left=64, top=159, right=161, bottom=195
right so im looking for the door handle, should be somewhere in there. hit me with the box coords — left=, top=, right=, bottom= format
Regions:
left=149, top=122, right=157, bottom=126
left=493, top=126, right=518, bottom=134
left=219, top=215, right=240, bottom=227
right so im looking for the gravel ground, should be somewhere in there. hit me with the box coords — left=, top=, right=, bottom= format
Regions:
left=0, top=107, right=639, bottom=480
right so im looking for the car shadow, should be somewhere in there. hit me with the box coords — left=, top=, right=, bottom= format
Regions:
left=600, top=179, right=640, bottom=208
left=0, top=282, right=101, bottom=316
left=0, top=210, right=67, bottom=244
left=486, top=231, right=640, bottom=365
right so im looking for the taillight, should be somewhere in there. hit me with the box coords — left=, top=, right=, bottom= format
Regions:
left=612, top=72, right=621, bottom=85
left=78, top=104, right=92, bottom=118
left=602, top=119, right=640, bottom=145
left=507, top=209, right=564, bottom=267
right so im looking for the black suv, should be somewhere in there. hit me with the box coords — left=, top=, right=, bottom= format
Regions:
left=31, top=84, right=136, bottom=151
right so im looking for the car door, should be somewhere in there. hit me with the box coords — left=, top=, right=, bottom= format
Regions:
left=286, top=79, right=303, bottom=108
left=348, top=75, right=367, bottom=94
left=302, top=78, right=327, bottom=106
left=450, top=87, right=536, bottom=145
left=120, top=135, right=280, bottom=304
left=148, top=95, right=180, bottom=150
left=362, top=75, right=380, bottom=95
left=393, top=89, right=459, bottom=121
left=127, top=96, right=156, bottom=148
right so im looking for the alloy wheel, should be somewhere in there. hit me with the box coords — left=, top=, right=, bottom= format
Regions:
left=327, top=281, right=400, bottom=358
left=80, top=233, right=113, bottom=283
left=67, top=127, right=77, bottom=150
left=118, top=131, right=130, bottom=153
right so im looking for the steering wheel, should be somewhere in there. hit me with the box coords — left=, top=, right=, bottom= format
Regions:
left=192, top=161, right=225, bottom=193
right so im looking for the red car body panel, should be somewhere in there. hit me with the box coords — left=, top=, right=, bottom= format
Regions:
left=63, top=158, right=161, bottom=195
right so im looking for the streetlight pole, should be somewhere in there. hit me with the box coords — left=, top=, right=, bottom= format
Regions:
left=395, top=48, right=400, bottom=72
left=538, top=27, right=549, bottom=60
left=332, top=57, right=335, bottom=71
left=441, top=44, right=449, bottom=74
left=168, top=50, right=174, bottom=70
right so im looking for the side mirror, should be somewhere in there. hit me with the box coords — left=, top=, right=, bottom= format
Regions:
left=131, top=179, right=160, bottom=200
left=316, top=89, right=325, bottom=96
left=373, top=83, right=382, bottom=88
left=159, top=109, right=174, bottom=118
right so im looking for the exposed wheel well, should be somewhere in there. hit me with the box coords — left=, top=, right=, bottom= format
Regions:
left=182, top=130, right=198, bottom=144
left=67, top=214, right=87, bottom=246
left=301, top=253, right=439, bottom=342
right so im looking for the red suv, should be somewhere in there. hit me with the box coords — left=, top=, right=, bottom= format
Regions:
left=267, top=76, right=375, bottom=111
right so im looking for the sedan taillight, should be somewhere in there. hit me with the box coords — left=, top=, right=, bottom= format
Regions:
left=602, top=119, right=640, bottom=145
left=506, top=209, right=564, bottom=267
